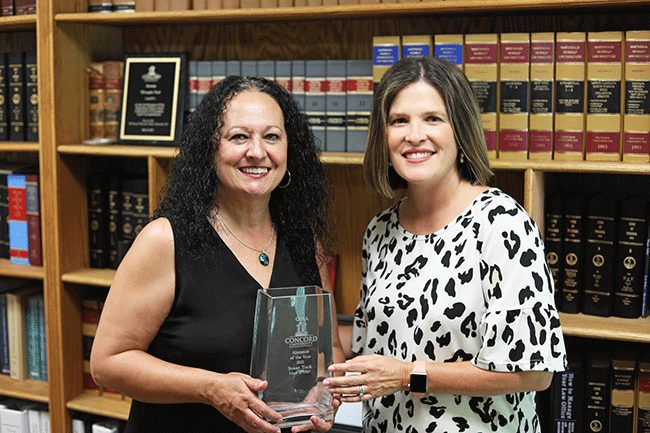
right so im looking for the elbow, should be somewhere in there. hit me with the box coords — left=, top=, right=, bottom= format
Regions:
left=89, top=349, right=112, bottom=391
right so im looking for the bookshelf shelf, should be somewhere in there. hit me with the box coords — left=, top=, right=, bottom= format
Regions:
left=0, top=14, right=36, bottom=31
left=0, top=142, right=39, bottom=152
left=61, top=268, right=114, bottom=287
left=559, top=313, right=650, bottom=343
left=54, top=0, right=650, bottom=25
left=0, top=375, right=48, bottom=403
left=58, top=144, right=177, bottom=159
left=0, top=259, right=44, bottom=280
left=67, top=393, right=131, bottom=421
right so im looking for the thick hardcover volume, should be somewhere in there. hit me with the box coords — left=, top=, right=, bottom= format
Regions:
left=401, top=35, right=432, bottom=59
left=0, top=53, right=8, bottom=140
left=1, top=0, right=13, bottom=16
left=434, top=34, right=463, bottom=69
left=610, top=352, right=636, bottom=433
left=582, top=195, right=616, bottom=317
left=24, top=51, right=37, bottom=142
left=498, top=33, right=530, bottom=160
left=169, top=0, right=190, bottom=9
left=187, top=61, right=198, bottom=112
left=7, top=174, right=29, bottom=265
left=8, top=52, right=25, bottom=142
left=545, top=195, right=565, bottom=308
left=305, top=60, right=327, bottom=149
left=88, top=0, right=113, bottom=12
left=7, top=286, right=39, bottom=380
left=465, top=34, right=499, bottom=158
left=113, top=0, right=137, bottom=11
left=643, top=217, right=650, bottom=318
left=211, top=60, right=226, bottom=88
left=13, top=0, right=36, bottom=14
left=196, top=60, right=212, bottom=110
left=325, top=60, right=347, bottom=152
left=373, top=36, right=400, bottom=83
left=586, top=32, right=624, bottom=161
left=551, top=354, right=584, bottom=432
left=81, top=297, right=102, bottom=394
left=275, top=60, right=292, bottom=93
left=529, top=32, right=555, bottom=160
left=25, top=174, right=41, bottom=267
left=555, top=32, right=587, bottom=161
left=107, top=177, right=122, bottom=269
left=226, top=60, right=241, bottom=77
left=241, top=60, right=257, bottom=78
left=25, top=293, right=40, bottom=380
left=623, top=30, right=650, bottom=162
left=102, top=61, right=123, bottom=141
left=257, top=60, right=275, bottom=81
left=613, top=197, right=648, bottom=318
left=88, top=63, right=105, bottom=139
left=120, top=178, right=148, bottom=244
left=135, top=0, right=155, bottom=11
left=290, top=60, right=305, bottom=112
left=560, top=197, right=585, bottom=314
left=87, top=175, right=108, bottom=268
left=584, top=351, right=611, bottom=433
left=0, top=294, right=7, bottom=374
left=154, top=0, right=170, bottom=9
left=345, top=60, right=373, bottom=153
left=639, top=353, right=650, bottom=433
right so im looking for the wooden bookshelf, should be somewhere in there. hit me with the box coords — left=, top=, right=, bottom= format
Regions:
left=0, top=375, right=48, bottom=403
left=21, top=0, right=650, bottom=430
left=67, top=393, right=131, bottom=421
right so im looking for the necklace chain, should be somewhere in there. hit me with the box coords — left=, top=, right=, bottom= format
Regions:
left=213, top=213, right=274, bottom=266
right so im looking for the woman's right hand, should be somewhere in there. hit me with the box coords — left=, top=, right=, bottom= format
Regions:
left=207, top=372, right=283, bottom=433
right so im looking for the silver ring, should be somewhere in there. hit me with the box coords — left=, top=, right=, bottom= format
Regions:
left=359, top=385, right=365, bottom=396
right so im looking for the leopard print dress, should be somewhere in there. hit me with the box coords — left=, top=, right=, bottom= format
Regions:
left=351, top=188, right=567, bottom=433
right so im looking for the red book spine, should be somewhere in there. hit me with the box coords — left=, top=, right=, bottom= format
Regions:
left=26, top=174, right=41, bottom=266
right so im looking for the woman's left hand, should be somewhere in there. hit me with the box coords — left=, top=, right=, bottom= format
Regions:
left=290, top=395, right=341, bottom=432
left=323, top=355, right=411, bottom=402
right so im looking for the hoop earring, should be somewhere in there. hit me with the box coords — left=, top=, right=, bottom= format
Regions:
left=278, top=170, right=291, bottom=189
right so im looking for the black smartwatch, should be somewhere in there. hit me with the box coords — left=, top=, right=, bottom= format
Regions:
left=409, top=361, right=428, bottom=395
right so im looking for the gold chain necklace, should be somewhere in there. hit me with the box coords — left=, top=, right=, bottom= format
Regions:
left=214, top=213, right=274, bottom=266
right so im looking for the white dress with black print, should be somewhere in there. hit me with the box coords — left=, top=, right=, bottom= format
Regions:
left=351, top=188, right=567, bottom=433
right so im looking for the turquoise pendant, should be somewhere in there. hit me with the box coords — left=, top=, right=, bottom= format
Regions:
left=259, top=252, right=270, bottom=266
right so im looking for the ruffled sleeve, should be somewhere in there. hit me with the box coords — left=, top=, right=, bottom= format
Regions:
left=473, top=195, right=567, bottom=372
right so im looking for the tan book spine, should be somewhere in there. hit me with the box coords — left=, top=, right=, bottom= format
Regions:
left=102, top=61, right=124, bottom=141
left=192, top=0, right=207, bottom=8
left=554, top=32, right=586, bottom=161
left=529, top=32, right=554, bottom=160
left=373, top=36, right=401, bottom=83
left=277, top=0, right=292, bottom=6
left=135, top=0, right=155, bottom=10
left=322, top=0, right=337, bottom=5
left=381, top=0, right=398, bottom=3
left=434, top=34, right=463, bottom=69
left=358, top=0, right=379, bottom=3
left=464, top=33, right=499, bottom=159
left=207, top=0, right=223, bottom=7
left=585, top=31, right=624, bottom=161
left=154, top=0, right=170, bottom=9
left=401, top=35, right=432, bottom=59
left=623, top=30, right=650, bottom=163
left=241, top=0, right=260, bottom=7
left=498, top=33, right=530, bottom=160
left=222, top=0, right=239, bottom=7
left=338, top=0, right=358, bottom=5
left=260, top=0, right=278, bottom=6
left=293, top=0, right=307, bottom=5
left=88, top=63, right=106, bottom=139
left=307, top=0, right=322, bottom=5
left=169, top=0, right=191, bottom=9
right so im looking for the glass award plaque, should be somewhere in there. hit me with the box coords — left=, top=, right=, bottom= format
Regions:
left=250, top=286, right=334, bottom=428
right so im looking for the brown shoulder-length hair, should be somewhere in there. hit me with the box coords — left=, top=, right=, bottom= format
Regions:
left=363, top=56, right=493, bottom=198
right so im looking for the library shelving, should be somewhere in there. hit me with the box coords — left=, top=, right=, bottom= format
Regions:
left=1, top=0, right=643, bottom=431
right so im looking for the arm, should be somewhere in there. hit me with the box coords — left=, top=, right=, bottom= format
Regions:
left=90, top=218, right=281, bottom=433
left=325, top=355, right=552, bottom=401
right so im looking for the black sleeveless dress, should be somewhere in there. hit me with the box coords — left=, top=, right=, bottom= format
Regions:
left=124, top=217, right=318, bottom=433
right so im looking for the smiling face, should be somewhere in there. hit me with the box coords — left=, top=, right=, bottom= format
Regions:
left=386, top=80, right=461, bottom=190
left=215, top=90, right=288, bottom=201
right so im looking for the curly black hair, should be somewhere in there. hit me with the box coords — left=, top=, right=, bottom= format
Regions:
left=155, top=75, right=330, bottom=286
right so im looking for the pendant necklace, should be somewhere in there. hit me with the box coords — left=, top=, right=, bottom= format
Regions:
left=214, top=213, right=274, bottom=266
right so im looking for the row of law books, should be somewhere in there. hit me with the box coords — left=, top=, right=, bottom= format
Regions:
left=87, top=61, right=124, bottom=144
left=0, top=278, right=47, bottom=383
left=187, top=59, right=373, bottom=152
left=91, top=0, right=425, bottom=12
left=539, top=343, right=650, bottom=433
left=374, top=30, right=649, bottom=162
left=0, top=0, right=35, bottom=16
left=0, top=163, right=42, bottom=267
left=0, top=51, right=38, bottom=142
left=87, top=174, right=149, bottom=270
left=0, top=398, right=49, bottom=433
left=72, top=411, right=126, bottom=433
left=545, top=193, right=649, bottom=319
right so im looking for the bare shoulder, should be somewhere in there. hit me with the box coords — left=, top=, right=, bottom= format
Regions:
left=134, top=217, right=174, bottom=249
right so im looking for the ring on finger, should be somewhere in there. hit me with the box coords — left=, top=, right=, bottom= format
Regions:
left=359, top=385, right=365, bottom=396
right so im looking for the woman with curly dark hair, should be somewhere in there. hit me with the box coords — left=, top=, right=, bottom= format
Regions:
left=90, top=76, right=345, bottom=433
